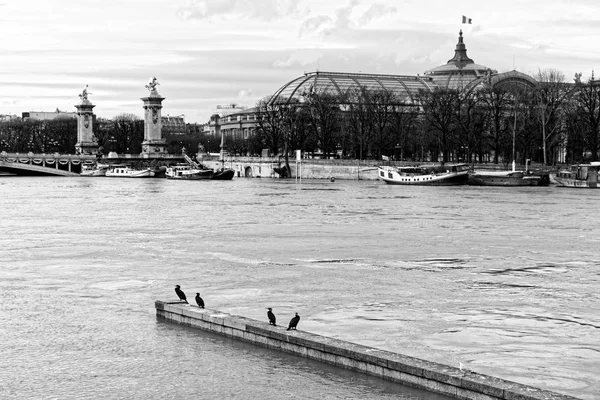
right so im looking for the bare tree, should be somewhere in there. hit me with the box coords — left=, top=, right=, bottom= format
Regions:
left=369, top=88, right=397, bottom=159
left=570, top=72, right=600, bottom=161
left=254, top=97, right=285, bottom=156
left=481, top=85, right=514, bottom=164
left=305, top=92, right=341, bottom=159
left=390, top=105, right=419, bottom=160
left=345, top=87, right=375, bottom=160
left=454, top=88, right=488, bottom=163
left=112, top=113, right=144, bottom=154
left=534, top=69, right=573, bottom=165
left=415, top=88, right=460, bottom=163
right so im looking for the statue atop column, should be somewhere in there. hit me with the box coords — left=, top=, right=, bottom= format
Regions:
left=75, top=85, right=97, bottom=155
left=79, top=85, right=91, bottom=102
left=141, top=77, right=166, bottom=155
left=145, top=77, right=160, bottom=93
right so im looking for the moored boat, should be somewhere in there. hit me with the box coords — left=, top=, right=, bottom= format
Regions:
left=377, top=163, right=469, bottom=185
left=211, top=168, right=235, bottom=180
left=468, top=169, right=550, bottom=186
left=165, top=164, right=213, bottom=180
left=80, top=163, right=109, bottom=177
left=552, top=162, right=600, bottom=188
left=105, top=165, right=154, bottom=178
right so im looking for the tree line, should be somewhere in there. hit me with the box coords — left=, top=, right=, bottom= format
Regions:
left=244, top=69, right=600, bottom=173
left=0, top=113, right=208, bottom=156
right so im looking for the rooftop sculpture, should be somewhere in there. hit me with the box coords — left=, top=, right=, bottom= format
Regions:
left=78, top=85, right=91, bottom=101
left=145, top=77, right=160, bottom=93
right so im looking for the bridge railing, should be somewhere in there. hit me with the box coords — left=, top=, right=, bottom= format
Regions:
left=0, top=151, right=98, bottom=163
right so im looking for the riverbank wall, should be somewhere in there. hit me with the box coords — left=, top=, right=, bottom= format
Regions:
left=201, top=157, right=381, bottom=180
left=155, top=301, right=579, bottom=400
left=200, top=157, right=553, bottom=181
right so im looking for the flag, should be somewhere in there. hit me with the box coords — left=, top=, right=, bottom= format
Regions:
left=462, top=15, right=472, bottom=24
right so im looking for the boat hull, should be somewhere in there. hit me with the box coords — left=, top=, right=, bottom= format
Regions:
left=167, top=170, right=214, bottom=180
left=468, top=171, right=550, bottom=186
left=80, top=169, right=107, bottom=177
left=106, top=168, right=154, bottom=178
left=378, top=165, right=469, bottom=185
left=165, top=165, right=214, bottom=180
left=211, top=169, right=235, bottom=180
left=552, top=176, right=599, bottom=188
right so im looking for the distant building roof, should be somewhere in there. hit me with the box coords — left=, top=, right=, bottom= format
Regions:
left=424, top=30, right=497, bottom=90
left=269, top=71, right=436, bottom=106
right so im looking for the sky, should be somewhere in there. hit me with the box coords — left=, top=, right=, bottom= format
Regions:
left=1, top=0, right=599, bottom=124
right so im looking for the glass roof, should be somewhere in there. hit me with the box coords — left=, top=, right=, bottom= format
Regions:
left=268, top=71, right=437, bottom=106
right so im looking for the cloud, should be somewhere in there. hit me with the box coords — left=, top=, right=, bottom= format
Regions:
left=299, top=15, right=334, bottom=37
left=357, top=3, right=397, bottom=26
left=298, top=1, right=397, bottom=38
left=237, top=89, right=253, bottom=98
left=177, top=0, right=307, bottom=21
left=272, top=50, right=324, bottom=68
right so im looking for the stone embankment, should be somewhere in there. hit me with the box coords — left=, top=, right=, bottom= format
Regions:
left=156, top=301, right=579, bottom=400
left=201, top=157, right=553, bottom=180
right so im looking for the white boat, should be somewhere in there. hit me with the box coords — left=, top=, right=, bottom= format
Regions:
left=378, top=163, right=470, bottom=185
left=552, top=162, right=600, bottom=188
left=105, top=165, right=154, bottom=178
left=80, top=163, right=109, bottom=177
left=165, top=164, right=213, bottom=180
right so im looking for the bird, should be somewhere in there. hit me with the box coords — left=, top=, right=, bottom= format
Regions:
left=287, top=312, right=300, bottom=331
left=195, top=293, right=205, bottom=308
left=174, top=285, right=188, bottom=303
left=267, top=308, right=276, bottom=326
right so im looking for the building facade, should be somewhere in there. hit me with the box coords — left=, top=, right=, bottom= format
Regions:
left=205, top=104, right=258, bottom=151
left=22, top=109, right=77, bottom=121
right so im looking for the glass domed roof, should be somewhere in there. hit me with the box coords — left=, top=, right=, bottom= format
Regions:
left=268, top=71, right=436, bottom=106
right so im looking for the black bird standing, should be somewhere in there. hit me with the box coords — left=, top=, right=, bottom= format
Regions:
left=174, top=285, right=188, bottom=303
left=287, top=312, right=300, bottom=331
left=195, top=293, right=205, bottom=308
left=267, top=308, right=276, bottom=326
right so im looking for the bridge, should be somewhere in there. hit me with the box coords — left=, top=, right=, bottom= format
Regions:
left=0, top=152, right=96, bottom=176
left=0, top=151, right=190, bottom=176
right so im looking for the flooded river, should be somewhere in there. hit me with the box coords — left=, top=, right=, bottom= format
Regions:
left=0, top=176, right=598, bottom=399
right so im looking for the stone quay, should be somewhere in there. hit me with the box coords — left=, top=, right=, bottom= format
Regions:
left=156, top=300, right=580, bottom=400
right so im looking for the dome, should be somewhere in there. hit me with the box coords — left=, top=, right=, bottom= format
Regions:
left=268, top=71, right=436, bottom=106
left=425, top=30, right=497, bottom=90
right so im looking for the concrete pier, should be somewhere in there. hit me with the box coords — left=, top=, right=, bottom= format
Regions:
left=155, top=301, right=579, bottom=400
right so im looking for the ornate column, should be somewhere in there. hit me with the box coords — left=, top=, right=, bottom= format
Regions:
left=141, top=77, right=167, bottom=156
left=74, top=85, right=99, bottom=155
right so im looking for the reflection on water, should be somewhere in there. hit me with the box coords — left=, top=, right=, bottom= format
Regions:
left=1, top=177, right=598, bottom=399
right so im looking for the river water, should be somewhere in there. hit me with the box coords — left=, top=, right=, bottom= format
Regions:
left=0, top=176, right=598, bottom=399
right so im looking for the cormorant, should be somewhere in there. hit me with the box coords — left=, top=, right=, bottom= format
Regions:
left=267, top=308, right=276, bottom=326
left=287, top=312, right=300, bottom=331
left=195, top=293, right=205, bottom=308
left=174, top=285, right=188, bottom=303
